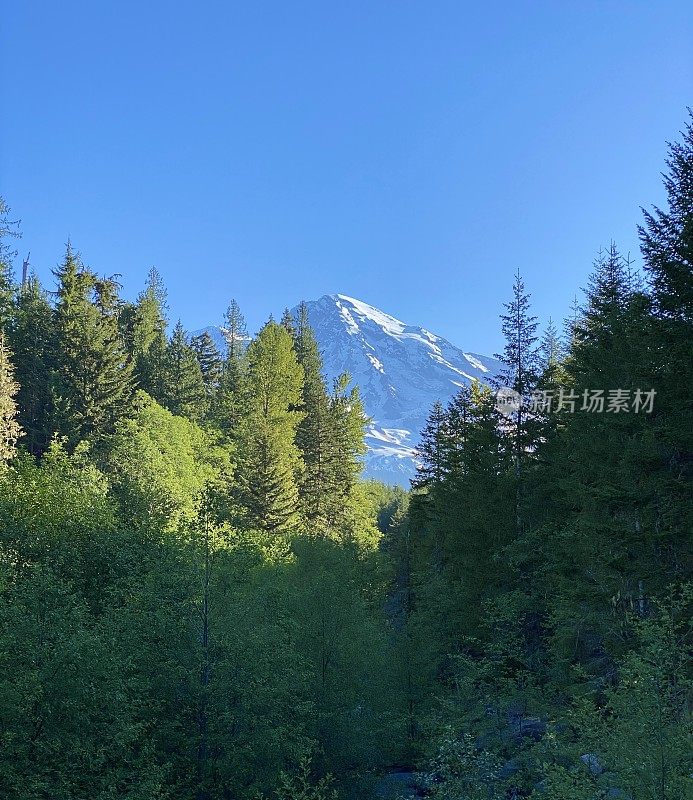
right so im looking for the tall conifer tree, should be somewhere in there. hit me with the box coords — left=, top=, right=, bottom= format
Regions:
left=235, top=320, right=304, bottom=535
left=215, top=299, right=249, bottom=433
left=0, top=330, right=21, bottom=463
left=191, top=330, right=223, bottom=398
left=125, top=266, right=169, bottom=400
left=10, top=277, right=57, bottom=455
left=0, top=197, right=19, bottom=332
left=162, top=321, right=206, bottom=420
left=292, top=302, right=335, bottom=525
left=52, top=244, right=135, bottom=444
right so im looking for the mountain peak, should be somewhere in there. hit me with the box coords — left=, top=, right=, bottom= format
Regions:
left=332, top=294, right=408, bottom=336
left=300, top=295, right=500, bottom=485
left=195, top=294, right=499, bottom=486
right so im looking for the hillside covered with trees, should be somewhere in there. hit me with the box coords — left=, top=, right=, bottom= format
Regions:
left=0, top=117, right=690, bottom=800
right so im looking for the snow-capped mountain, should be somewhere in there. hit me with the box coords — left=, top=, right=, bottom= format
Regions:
left=196, top=294, right=500, bottom=486
left=300, top=295, right=500, bottom=485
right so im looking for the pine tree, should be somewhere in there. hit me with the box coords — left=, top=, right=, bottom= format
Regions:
left=534, top=243, right=664, bottom=670
left=162, top=321, right=206, bottom=420
left=191, top=330, right=222, bottom=397
left=572, top=243, right=630, bottom=358
left=442, top=382, right=510, bottom=638
left=494, top=270, right=540, bottom=535
left=10, top=276, right=57, bottom=455
left=639, top=110, right=693, bottom=323
left=0, top=197, right=19, bottom=331
left=235, top=320, right=304, bottom=535
left=291, top=302, right=335, bottom=526
left=538, top=318, right=564, bottom=375
left=494, top=270, right=540, bottom=392
left=638, top=111, right=693, bottom=486
left=221, top=299, right=248, bottom=362
left=0, top=330, right=21, bottom=463
left=408, top=400, right=449, bottom=577
left=327, top=372, right=367, bottom=515
left=215, top=299, right=249, bottom=433
left=52, top=243, right=135, bottom=445
left=123, top=266, right=169, bottom=400
left=280, top=307, right=296, bottom=337
left=443, top=384, right=474, bottom=481
left=412, top=401, right=449, bottom=490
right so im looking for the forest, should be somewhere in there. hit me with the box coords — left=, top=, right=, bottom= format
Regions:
left=0, top=117, right=690, bottom=800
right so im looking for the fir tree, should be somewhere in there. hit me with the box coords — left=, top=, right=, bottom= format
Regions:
left=162, top=321, right=206, bottom=420
left=494, top=270, right=540, bottom=534
left=538, top=318, right=564, bottom=375
left=0, top=197, right=19, bottom=331
left=327, top=372, right=367, bottom=516
left=412, top=401, right=449, bottom=490
left=280, top=307, right=296, bottom=337
left=235, top=320, right=304, bottom=535
left=292, top=302, right=335, bottom=526
left=10, top=276, right=57, bottom=455
left=52, top=244, right=135, bottom=445
left=639, top=110, right=693, bottom=323
left=221, top=298, right=248, bottom=362
left=215, top=299, right=249, bottom=433
left=638, top=111, right=693, bottom=491
left=0, top=330, right=22, bottom=463
left=123, top=266, right=169, bottom=400
left=191, top=330, right=223, bottom=397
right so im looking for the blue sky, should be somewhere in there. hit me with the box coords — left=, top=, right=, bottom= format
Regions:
left=2, top=2, right=691, bottom=353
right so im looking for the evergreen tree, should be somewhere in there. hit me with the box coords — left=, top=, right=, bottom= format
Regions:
left=639, top=110, right=693, bottom=323
left=292, top=302, right=335, bottom=526
left=122, top=266, right=169, bottom=400
left=0, top=330, right=21, bottom=463
left=191, top=330, right=223, bottom=398
left=412, top=400, right=449, bottom=491
left=162, top=321, right=206, bottom=420
left=52, top=244, right=135, bottom=445
left=538, top=317, right=564, bottom=375
left=280, top=306, right=296, bottom=337
left=221, top=298, right=248, bottom=361
left=408, top=400, right=449, bottom=578
left=327, top=372, right=367, bottom=518
left=534, top=243, right=665, bottom=674
left=235, top=320, right=304, bottom=535
left=10, top=276, right=57, bottom=455
left=0, top=197, right=19, bottom=331
left=638, top=111, right=693, bottom=520
left=215, top=299, right=249, bottom=433
left=494, top=270, right=540, bottom=535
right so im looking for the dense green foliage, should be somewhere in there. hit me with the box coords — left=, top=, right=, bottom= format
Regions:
left=0, top=116, right=690, bottom=800
left=398, top=117, right=692, bottom=799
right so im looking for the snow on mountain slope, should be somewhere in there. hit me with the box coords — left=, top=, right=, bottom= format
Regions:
left=196, top=294, right=500, bottom=486
left=303, top=295, right=499, bottom=485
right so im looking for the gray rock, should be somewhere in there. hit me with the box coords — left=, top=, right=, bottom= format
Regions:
left=579, top=752, right=604, bottom=776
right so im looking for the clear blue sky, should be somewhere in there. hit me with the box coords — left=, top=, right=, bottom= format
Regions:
left=2, top=2, right=691, bottom=354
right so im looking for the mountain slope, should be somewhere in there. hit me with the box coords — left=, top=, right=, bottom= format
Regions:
left=196, top=294, right=500, bottom=485
left=302, top=295, right=499, bottom=484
